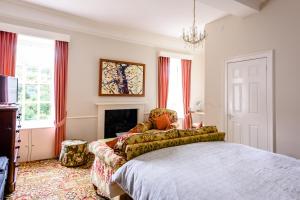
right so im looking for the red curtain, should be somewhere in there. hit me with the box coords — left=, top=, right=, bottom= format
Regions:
left=0, top=31, right=17, bottom=76
left=182, top=59, right=192, bottom=129
left=158, top=56, right=170, bottom=108
left=54, top=41, right=69, bottom=157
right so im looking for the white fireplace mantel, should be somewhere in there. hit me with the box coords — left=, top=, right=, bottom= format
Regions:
left=96, top=102, right=146, bottom=139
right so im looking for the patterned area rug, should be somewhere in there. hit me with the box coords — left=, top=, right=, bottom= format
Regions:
left=7, top=159, right=106, bottom=200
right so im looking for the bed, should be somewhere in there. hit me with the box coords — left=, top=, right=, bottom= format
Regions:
left=112, top=142, right=300, bottom=200
left=89, top=126, right=225, bottom=198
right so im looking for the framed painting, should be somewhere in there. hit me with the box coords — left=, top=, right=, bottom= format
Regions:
left=99, top=59, right=145, bottom=96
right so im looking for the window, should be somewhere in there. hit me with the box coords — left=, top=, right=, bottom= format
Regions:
left=167, top=58, right=184, bottom=118
left=15, top=35, right=55, bottom=128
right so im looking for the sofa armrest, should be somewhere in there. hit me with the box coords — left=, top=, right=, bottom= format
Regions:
left=129, top=121, right=152, bottom=133
left=89, top=141, right=126, bottom=170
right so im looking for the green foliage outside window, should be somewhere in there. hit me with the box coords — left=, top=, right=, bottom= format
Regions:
left=18, top=84, right=23, bottom=103
left=20, top=81, right=53, bottom=121
left=15, top=35, right=54, bottom=124
left=25, top=103, right=38, bottom=120
left=25, top=85, right=38, bottom=101
left=40, top=103, right=51, bottom=120
left=26, top=67, right=39, bottom=83
left=40, top=85, right=50, bottom=101
left=41, top=68, right=51, bottom=82
left=18, top=69, right=53, bottom=122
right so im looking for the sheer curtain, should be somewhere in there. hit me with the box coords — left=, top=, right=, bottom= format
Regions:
left=167, top=58, right=184, bottom=119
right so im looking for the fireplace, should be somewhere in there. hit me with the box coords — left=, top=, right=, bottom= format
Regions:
left=96, top=102, right=145, bottom=139
left=104, top=109, right=137, bottom=138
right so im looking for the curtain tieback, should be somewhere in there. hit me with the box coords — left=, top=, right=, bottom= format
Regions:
left=54, top=112, right=67, bottom=128
left=184, top=113, right=191, bottom=117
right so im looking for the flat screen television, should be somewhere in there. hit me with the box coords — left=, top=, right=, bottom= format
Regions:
left=0, top=75, right=18, bottom=105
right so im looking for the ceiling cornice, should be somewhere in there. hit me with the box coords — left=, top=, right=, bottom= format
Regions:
left=234, top=0, right=262, bottom=11
left=0, top=0, right=201, bottom=54
left=198, top=0, right=262, bottom=17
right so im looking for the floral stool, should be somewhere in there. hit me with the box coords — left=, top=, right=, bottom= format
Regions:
left=59, top=140, right=88, bottom=167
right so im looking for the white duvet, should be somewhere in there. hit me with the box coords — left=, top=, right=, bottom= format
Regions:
left=112, top=142, right=300, bottom=200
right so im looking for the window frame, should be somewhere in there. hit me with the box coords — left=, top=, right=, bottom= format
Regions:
left=15, top=34, right=55, bottom=129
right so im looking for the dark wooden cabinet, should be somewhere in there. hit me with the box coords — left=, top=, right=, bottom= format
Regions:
left=0, top=106, right=21, bottom=194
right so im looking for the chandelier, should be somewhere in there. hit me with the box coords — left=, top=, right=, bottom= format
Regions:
left=182, top=0, right=207, bottom=48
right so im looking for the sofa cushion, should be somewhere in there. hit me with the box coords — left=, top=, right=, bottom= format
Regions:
left=106, top=139, right=119, bottom=149
left=177, top=126, right=219, bottom=137
left=105, top=132, right=134, bottom=149
left=153, top=114, right=171, bottom=130
left=201, top=126, right=218, bottom=133
left=125, top=132, right=226, bottom=160
left=113, top=129, right=179, bottom=156
left=149, top=108, right=178, bottom=129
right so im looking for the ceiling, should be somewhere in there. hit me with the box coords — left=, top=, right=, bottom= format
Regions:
left=16, top=0, right=266, bottom=39
left=19, top=0, right=227, bottom=37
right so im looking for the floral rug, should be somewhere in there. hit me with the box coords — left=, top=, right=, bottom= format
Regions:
left=7, top=159, right=105, bottom=200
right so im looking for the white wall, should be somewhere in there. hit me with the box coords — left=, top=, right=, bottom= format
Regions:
left=205, top=0, right=300, bottom=158
left=66, top=32, right=204, bottom=142
left=66, top=32, right=158, bottom=142
left=0, top=16, right=204, bottom=144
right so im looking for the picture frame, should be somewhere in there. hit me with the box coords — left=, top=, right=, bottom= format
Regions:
left=99, top=59, right=145, bottom=96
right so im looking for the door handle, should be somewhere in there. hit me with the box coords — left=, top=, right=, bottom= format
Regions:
left=228, top=114, right=234, bottom=120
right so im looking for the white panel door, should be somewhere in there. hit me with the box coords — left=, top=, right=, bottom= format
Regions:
left=227, top=58, right=269, bottom=151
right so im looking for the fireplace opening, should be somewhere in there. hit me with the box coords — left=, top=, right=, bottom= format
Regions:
left=104, top=109, right=138, bottom=138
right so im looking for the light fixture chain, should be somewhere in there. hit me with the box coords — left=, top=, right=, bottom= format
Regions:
left=193, top=0, right=196, bottom=27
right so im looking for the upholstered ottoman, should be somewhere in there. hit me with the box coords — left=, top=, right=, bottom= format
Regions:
left=59, top=140, right=88, bottom=167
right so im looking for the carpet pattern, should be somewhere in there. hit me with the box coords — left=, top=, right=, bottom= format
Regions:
left=7, top=159, right=106, bottom=200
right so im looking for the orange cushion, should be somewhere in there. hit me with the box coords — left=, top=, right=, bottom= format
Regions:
left=106, top=138, right=119, bottom=149
left=154, top=114, right=171, bottom=130
left=105, top=132, right=133, bottom=149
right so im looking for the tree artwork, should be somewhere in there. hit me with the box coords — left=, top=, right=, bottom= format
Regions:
left=99, top=59, right=145, bottom=96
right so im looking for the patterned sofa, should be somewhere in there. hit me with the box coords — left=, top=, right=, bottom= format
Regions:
left=129, top=108, right=178, bottom=134
left=89, top=139, right=126, bottom=198
left=89, top=126, right=225, bottom=198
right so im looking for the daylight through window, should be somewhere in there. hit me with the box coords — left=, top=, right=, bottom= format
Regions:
left=167, top=58, right=184, bottom=118
left=15, top=35, right=55, bottom=127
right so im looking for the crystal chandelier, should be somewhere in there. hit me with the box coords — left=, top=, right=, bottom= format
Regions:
left=182, top=0, right=207, bottom=48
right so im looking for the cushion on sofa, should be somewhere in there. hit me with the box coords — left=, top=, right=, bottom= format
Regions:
left=113, top=129, right=178, bottom=155
left=178, top=126, right=218, bottom=137
left=153, top=114, right=171, bottom=130
left=125, top=132, right=226, bottom=160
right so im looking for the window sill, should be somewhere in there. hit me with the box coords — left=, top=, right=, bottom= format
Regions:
left=20, top=121, right=55, bottom=130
